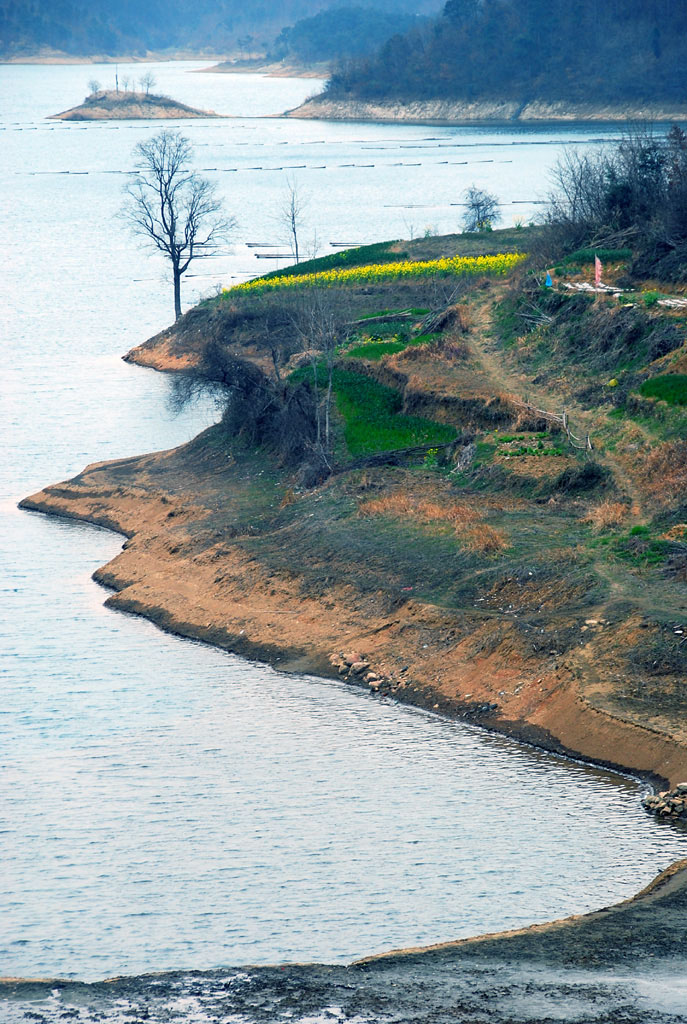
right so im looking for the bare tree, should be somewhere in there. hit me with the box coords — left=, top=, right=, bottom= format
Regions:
left=278, top=176, right=308, bottom=264
left=121, top=75, right=131, bottom=92
left=122, top=130, right=234, bottom=320
left=293, top=288, right=340, bottom=464
left=463, top=184, right=501, bottom=232
left=139, top=71, right=157, bottom=95
left=88, top=79, right=101, bottom=96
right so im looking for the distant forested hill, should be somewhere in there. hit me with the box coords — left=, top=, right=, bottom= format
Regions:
left=0, top=0, right=438, bottom=57
left=272, top=5, right=428, bottom=63
left=323, top=0, right=687, bottom=105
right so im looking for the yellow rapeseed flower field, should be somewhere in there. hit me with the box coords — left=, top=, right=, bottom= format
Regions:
left=225, top=253, right=527, bottom=295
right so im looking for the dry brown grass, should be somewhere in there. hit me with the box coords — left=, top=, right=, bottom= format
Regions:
left=359, top=488, right=507, bottom=553
left=583, top=500, right=629, bottom=531
left=642, top=442, right=687, bottom=504
left=461, top=524, right=508, bottom=554
left=359, top=490, right=477, bottom=528
left=662, top=523, right=687, bottom=541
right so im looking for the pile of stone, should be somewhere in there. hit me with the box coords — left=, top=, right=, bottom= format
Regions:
left=328, top=651, right=397, bottom=694
left=642, top=783, right=687, bottom=821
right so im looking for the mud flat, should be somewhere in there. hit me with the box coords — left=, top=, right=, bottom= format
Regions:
left=286, top=96, right=687, bottom=124
left=3, top=859, right=687, bottom=1022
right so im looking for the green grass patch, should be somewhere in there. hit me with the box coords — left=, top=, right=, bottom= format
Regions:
left=332, top=369, right=455, bottom=455
left=613, top=525, right=671, bottom=566
left=562, top=247, right=632, bottom=265
left=474, top=440, right=497, bottom=465
left=291, top=365, right=455, bottom=456
left=345, top=332, right=440, bottom=361
left=493, top=431, right=565, bottom=457
left=260, top=241, right=403, bottom=281
left=346, top=340, right=410, bottom=360
left=358, top=307, right=429, bottom=319
left=502, top=444, right=566, bottom=457
left=639, top=374, right=687, bottom=406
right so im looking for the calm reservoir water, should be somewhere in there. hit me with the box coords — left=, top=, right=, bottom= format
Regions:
left=1, top=62, right=685, bottom=984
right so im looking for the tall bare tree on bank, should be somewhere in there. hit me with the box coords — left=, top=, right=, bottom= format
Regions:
left=122, top=130, right=234, bottom=320
left=463, top=185, right=501, bottom=232
left=278, top=177, right=308, bottom=264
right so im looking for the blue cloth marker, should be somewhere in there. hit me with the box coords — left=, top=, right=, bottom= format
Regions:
left=545, top=272, right=553, bottom=287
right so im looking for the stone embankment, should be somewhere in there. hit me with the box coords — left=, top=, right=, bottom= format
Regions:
left=643, top=783, right=687, bottom=822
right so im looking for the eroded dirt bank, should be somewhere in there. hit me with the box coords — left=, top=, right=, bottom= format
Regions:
left=19, top=428, right=687, bottom=790
left=4, top=860, right=687, bottom=1022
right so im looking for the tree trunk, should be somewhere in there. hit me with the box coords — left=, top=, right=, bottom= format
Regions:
left=324, top=363, right=333, bottom=452
left=173, top=267, right=182, bottom=321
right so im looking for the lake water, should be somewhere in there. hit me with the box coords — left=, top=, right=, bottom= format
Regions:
left=1, top=61, right=685, bottom=985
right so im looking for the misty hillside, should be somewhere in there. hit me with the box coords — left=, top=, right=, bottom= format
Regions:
left=272, top=6, right=427, bottom=63
left=324, top=0, right=687, bottom=105
left=0, top=0, right=439, bottom=57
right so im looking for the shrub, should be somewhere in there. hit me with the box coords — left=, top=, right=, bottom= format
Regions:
left=461, top=524, right=507, bottom=554
left=553, top=460, right=611, bottom=494
left=562, top=247, right=632, bottom=265
left=359, top=491, right=476, bottom=528
left=614, top=531, right=671, bottom=566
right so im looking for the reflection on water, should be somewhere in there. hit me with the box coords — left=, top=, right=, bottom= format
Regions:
left=2, top=64, right=683, bottom=984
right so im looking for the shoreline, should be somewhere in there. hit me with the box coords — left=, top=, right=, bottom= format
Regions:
left=3, top=857, right=687, bottom=1020
left=285, top=96, right=687, bottom=124
left=0, top=51, right=227, bottom=65
left=15, top=431, right=687, bottom=1019
left=50, top=97, right=223, bottom=121
left=19, top=437, right=687, bottom=792
left=0, top=52, right=326, bottom=79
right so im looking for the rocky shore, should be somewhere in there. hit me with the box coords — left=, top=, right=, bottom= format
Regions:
left=286, top=96, right=687, bottom=124
left=643, top=783, right=687, bottom=822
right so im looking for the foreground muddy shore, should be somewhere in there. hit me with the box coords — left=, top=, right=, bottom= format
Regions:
left=4, top=860, right=687, bottom=1022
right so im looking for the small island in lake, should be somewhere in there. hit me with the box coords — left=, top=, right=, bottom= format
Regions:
left=51, top=89, right=222, bottom=121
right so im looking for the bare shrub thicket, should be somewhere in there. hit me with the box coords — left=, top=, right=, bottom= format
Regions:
left=545, top=126, right=687, bottom=279
left=171, top=339, right=318, bottom=469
